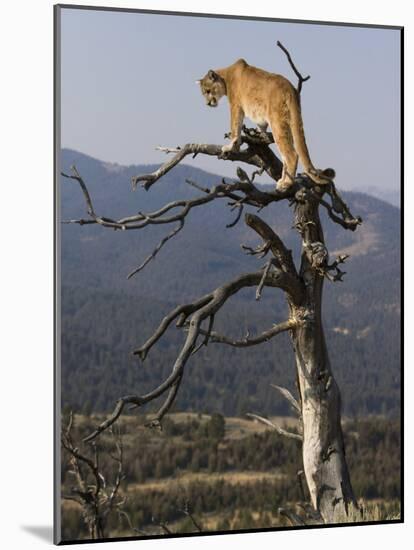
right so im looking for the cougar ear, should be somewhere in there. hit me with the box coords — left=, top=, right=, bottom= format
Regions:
left=208, top=70, right=219, bottom=81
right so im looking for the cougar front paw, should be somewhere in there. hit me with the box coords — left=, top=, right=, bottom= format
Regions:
left=221, top=140, right=240, bottom=154
left=219, top=142, right=237, bottom=159
left=221, top=143, right=234, bottom=154
left=276, top=177, right=294, bottom=192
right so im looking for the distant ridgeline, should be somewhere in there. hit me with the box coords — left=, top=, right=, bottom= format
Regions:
left=60, top=149, right=401, bottom=417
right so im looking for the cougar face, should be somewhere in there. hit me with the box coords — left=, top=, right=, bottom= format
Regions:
left=198, top=70, right=226, bottom=108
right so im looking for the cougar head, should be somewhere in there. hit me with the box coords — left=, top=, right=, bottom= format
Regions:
left=196, top=70, right=226, bottom=108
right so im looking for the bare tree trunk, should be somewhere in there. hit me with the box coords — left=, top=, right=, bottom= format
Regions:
left=290, top=189, right=356, bottom=522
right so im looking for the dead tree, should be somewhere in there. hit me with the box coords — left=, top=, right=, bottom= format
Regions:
left=61, top=413, right=126, bottom=539
left=62, top=43, right=362, bottom=524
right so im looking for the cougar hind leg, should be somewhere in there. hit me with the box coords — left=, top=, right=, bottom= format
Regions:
left=270, top=118, right=298, bottom=191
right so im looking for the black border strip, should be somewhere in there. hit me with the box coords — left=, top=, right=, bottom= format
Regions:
left=53, top=4, right=404, bottom=545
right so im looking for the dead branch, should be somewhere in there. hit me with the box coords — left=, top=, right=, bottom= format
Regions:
left=61, top=414, right=101, bottom=498
left=127, top=220, right=184, bottom=279
left=319, top=193, right=362, bottom=231
left=226, top=203, right=244, bottom=228
left=302, top=239, right=350, bottom=283
left=292, top=180, right=362, bottom=232
left=191, top=314, right=215, bottom=356
left=246, top=413, right=302, bottom=441
left=277, top=41, right=310, bottom=96
left=256, top=258, right=277, bottom=300
left=133, top=294, right=213, bottom=362
left=132, top=136, right=283, bottom=191
left=177, top=501, right=203, bottom=532
left=62, top=166, right=280, bottom=276
left=185, top=178, right=210, bottom=194
left=324, top=253, right=349, bottom=282
left=245, top=213, right=298, bottom=276
left=241, top=241, right=271, bottom=259
left=271, top=384, right=301, bottom=415
left=196, top=319, right=295, bottom=348
left=144, top=373, right=183, bottom=429
left=62, top=163, right=358, bottom=288
left=61, top=413, right=127, bottom=539
left=244, top=213, right=305, bottom=304
left=85, top=270, right=294, bottom=442
left=62, top=166, right=120, bottom=229
left=62, top=167, right=251, bottom=229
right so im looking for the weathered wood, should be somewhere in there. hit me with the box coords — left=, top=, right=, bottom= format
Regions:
left=289, top=188, right=357, bottom=522
left=61, top=414, right=125, bottom=539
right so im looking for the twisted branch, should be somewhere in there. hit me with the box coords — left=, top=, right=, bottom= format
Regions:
left=85, top=270, right=293, bottom=442
left=132, top=133, right=283, bottom=191
left=61, top=413, right=102, bottom=498
left=277, top=40, right=310, bottom=96
left=62, top=167, right=249, bottom=229
left=61, top=413, right=126, bottom=539
left=319, top=195, right=362, bottom=231
left=245, top=213, right=297, bottom=275
left=196, top=319, right=296, bottom=348
left=324, top=254, right=349, bottom=282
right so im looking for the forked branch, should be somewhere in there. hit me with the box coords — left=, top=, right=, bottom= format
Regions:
left=62, top=167, right=251, bottom=230
left=132, top=135, right=283, bottom=191
left=61, top=414, right=126, bottom=539
left=277, top=40, right=310, bottom=96
left=85, top=270, right=295, bottom=442
left=245, top=213, right=298, bottom=276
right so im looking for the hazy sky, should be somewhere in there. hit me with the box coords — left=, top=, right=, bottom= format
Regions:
left=60, top=7, right=401, bottom=195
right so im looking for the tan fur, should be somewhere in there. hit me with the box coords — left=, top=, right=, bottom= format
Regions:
left=197, top=59, right=335, bottom=190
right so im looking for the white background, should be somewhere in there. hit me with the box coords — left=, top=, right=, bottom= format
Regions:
left=0, top=0, right=409, bottom=548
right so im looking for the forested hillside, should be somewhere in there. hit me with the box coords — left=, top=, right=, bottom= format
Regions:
left=61, top=413, right=401, bottom=540
left=60, top=149, right=401, bottom=417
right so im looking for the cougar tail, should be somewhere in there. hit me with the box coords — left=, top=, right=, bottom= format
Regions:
left=289, top=93, right=335, bottom=184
